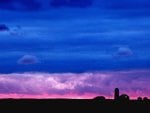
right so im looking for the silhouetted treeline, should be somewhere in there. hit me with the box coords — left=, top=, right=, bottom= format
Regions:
left=0, top=98, right=150, bottom=112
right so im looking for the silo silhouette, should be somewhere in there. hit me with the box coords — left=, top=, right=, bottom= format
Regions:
left=114, top=88, right=119, bottom=100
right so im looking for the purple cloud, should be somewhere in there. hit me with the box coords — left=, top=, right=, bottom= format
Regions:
left=17, top=55, right=38, bottom=65
left=0, top=70, right=149, bottom=99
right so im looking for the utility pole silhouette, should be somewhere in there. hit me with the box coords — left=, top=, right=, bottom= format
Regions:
left=114, top=88, right=119, bottom=100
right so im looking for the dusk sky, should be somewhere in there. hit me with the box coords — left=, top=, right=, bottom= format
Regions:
left=0, top=0, right=150, bottom=99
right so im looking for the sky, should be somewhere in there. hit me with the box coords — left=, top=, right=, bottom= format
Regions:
left=0, top=0, right=150, bottom=99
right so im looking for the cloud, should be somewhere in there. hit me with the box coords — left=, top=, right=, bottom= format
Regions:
left=0, top=24, right=9, bottom=32
left=116, top=47, right=133, bottom=57
left=0, top=70, right=149, bottom=99
left=1, top=0, right=150, bottom=11
left=0, top=3, right=150, bottom=73
left=0, top=0, right=41, bottom=11
left=95, top=0, right=150, bottom=9
left=50, top=0, right=93, bottom=8
left=17, top=55, right=38, bottom=65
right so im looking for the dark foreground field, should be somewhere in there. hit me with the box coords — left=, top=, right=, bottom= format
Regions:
left=0, top=98, right=150, bottom=112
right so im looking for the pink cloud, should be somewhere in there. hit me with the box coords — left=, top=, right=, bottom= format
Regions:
left=0, top=70, right=149, bottom=99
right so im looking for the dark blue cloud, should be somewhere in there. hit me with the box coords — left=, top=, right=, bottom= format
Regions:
left=50, top=0, right=93, bottom=7
left=96, top=0, right=150, bottom=9
left=0, top=0, right=41, bottom=11
left=0, top=1, right=150, bottom=73
left=1, top=0, right=150, bottom=11
left=0, top=24, right=9, bottom=31
left=17, top=55, right=38, bottom=65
